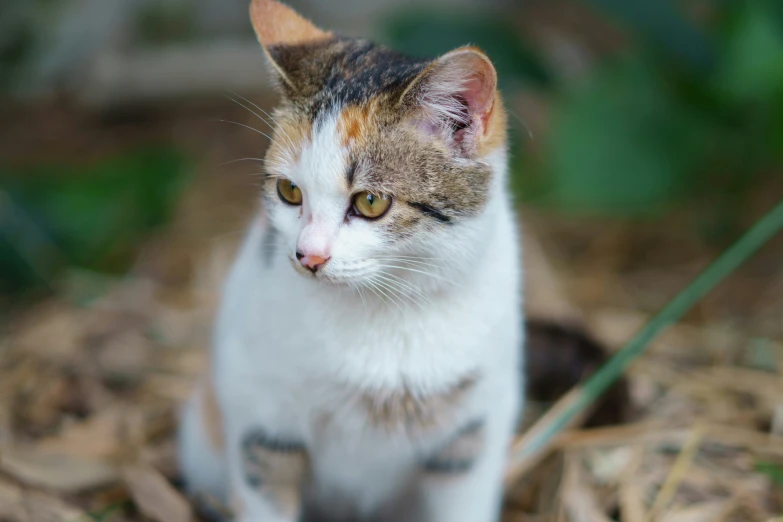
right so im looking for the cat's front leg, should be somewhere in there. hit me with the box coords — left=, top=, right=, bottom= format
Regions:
left=226, top=424, right=309, bottom=522
left=414, top=405, right=516, bottom=522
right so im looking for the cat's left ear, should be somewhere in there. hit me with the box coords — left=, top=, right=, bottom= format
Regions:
left=400, top=47, right=502, bottom=157
left=249, top=0, right=332, bottom=91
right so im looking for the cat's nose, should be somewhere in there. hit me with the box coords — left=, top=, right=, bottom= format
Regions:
left=296, top=251, right=330, bottom=272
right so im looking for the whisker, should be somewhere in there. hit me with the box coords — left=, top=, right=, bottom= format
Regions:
left=210, top=119, right=275, bottom=142
left=365, top=280, right=390, bottom=311
left=374, top=264, right=457, bottom=286
left=219, top=157, right=266, bottom=167
left=352, top=282, right=368, bottom=308
left=374, top=275, right=426, bottom=310
left=370, top=276, right=411, bottom=313
left=376, top=272, right=433, bottom=307
left=375, top=255, right=440, bottom=260
left=225, top=90, right=299, bottom=156
left=372, top=276, right=412, bottom=309
left=375, top=257, right=443, bottom=270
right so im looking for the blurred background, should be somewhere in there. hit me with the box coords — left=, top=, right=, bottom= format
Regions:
left=1, top=1, right=782, bottom=521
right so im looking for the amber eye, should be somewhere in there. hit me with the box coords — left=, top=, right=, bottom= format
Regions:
left=277, top=178, right=302, bottom=205
left=352, top=191, right=392, bottom=219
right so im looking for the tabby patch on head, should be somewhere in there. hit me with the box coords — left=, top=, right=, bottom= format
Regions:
left=250, top=0, right=508, bottom=290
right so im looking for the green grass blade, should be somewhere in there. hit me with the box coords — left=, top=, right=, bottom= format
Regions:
left=507, top=199, right=783, bottom=483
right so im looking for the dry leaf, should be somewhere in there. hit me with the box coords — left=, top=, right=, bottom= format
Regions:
left=0, top=479, right=26, bottom=521
left=0, top=479, right=86, bottom=522
left=0, top=446, right=117, bottom=493
left=123, top=464, right=193, bottom=522
left=38, top=409, right=123, bottom=458
left=23, top=491, right=86, bottom=522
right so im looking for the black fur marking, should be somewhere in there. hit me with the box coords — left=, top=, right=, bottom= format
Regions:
left=346, top=162, right=357, bottom=187
left=268, top=37, right=429, bottom=120
left=421, top=419, right=484, bottom=474
left=407, top=202, right=452, bottom=224
left=422, top=458, right=475, bottom=473
left=240, top=427, right=306, bottom=489
left=241, top=428, right=306, bottom=454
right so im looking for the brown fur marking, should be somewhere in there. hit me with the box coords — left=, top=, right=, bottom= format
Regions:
left=361, top=374, right=479, bottom=433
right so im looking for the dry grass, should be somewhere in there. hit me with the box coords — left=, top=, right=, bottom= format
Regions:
left=1, top=101, right=781, bottom=521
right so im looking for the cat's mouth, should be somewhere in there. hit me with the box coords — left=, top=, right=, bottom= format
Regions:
left=288, top=256, right=381, bottom=286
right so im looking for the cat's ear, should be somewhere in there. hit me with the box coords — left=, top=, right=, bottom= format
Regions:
left=249, top=0, right=332, bottom=89
left=400, top=47, right=501, bottom=157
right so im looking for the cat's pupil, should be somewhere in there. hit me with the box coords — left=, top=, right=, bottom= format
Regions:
left=366, top=194, right=375, bottom=206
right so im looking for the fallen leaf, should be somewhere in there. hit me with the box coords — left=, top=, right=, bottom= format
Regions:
left=24, top=491, right=86, bottom=522
left=0, top=446, right=117, bottom=493
left=38, top=409, right=122, bottom=458
left=0, top=479, right=86, bottom=522
left=123, top=464, right=193, bottom=522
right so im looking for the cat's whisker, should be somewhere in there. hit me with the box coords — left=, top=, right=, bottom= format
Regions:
left=227, top=90, right=298, bottom=148
left=371, top=276, right=415, bottom=313
left=352, top=281, right=368, bottom=308
left=375, top=257, right=443, bottom=270
left=210, top=119, right=276, bottom=142
left=375, top=272, right=432, bottom=309
left=383, top=273, right=433, bottom=308
left=375, top=255, right=440, bottom=261
left=224, top=91, right=298, bottom=156
left=364, top=280, right=390, bottom=311
left=219, top=157, right=267, bottom=167
left=367, top=277, right=405, bottom=314
left=374, top=264, right=458, bottom=287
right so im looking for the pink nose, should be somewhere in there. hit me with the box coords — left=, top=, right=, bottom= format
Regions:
left=296, top=252, right=330, bottom=272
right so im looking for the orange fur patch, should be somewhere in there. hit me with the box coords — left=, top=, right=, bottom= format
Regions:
left=477, top=91, right=507, bottom=157
left=250, top=0, right=331, bottom=47
left=337, top=104, right=376, bottom=149
left=202, top=374, right=224, bottom=451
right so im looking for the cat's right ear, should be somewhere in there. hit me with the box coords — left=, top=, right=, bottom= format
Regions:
left=249, top=0, right=332, bottom=91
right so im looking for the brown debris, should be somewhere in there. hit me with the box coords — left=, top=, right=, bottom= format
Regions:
left=123, top=464, right=194, bottom=522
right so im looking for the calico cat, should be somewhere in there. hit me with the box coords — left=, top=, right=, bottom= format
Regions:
left=178, top=1, right=523, bottom=520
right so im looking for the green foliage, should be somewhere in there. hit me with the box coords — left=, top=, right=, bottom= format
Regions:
left=382, top=0, right=783, bottom=220
left=581, top=0, right=715, bottom=71
left=0, top=147, right=190, bottom=295
left=135, top=1, right=198, bottom=45
left=382, top=7, right=552, bottom=92
left=755, top=461, right=783, bottom=488
left=546, top=58, right=706, bottom=214
left=715, top=0, right=783, bottom=102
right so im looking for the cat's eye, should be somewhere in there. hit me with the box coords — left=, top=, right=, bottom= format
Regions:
left=277, top=178, right=303, bottom=205
left=352, top=191, right=392, bottom=219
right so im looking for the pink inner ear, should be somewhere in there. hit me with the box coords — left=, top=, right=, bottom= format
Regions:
left=462, top=72, right=494, bottom=123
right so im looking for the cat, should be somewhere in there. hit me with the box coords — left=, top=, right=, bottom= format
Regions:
left=178, top=1, right=523, bottom=520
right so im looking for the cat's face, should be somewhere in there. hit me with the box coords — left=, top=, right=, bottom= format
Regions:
left=251, top=0, right=507, bottom=293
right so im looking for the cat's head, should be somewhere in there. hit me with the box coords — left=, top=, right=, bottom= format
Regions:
left=250, top=0, right=508, bottom=294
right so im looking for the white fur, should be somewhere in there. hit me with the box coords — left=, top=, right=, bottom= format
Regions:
left=179, top=112, right=524, bottom=522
